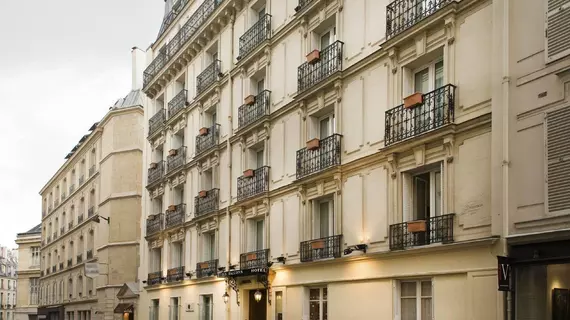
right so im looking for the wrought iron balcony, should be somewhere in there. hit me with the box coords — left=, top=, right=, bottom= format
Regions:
left=68, top=221, right=74, bottom=229
left=298, top=41, right=344, bottom=93
left=59, top=262, right=64, bottom=270
left=167, top=266, right=185, bottom=282
left=52, top=266, right=56, bottom=273
left=237, top=166, right=270, bottom=202
left=237, top=14, right=271, bottom=60
left=79, top=175, right=85, bottom=185
left=149, top=109, right=166, bottom=136
left=45, top=268, right=49, bottom=275
left=194, top=189, right=219, bottom=217
left=53, top=232, right=57, bottom=239
left=296, top=134, right=342, bottom=180
left=60, top=227, right=65, bottom=235
left=148, top=161, right=165, bottom=186
left=147, top=271, right=163, bottom=286
left=69, top=184, right=75, bottom=194
left=168, top=89, right=188, bottom=119
left=86, top=249, right=93, bottom=260
left=47, top=236, right=51, bottom=243
left=156, top=0, right=190, bottom=40
left=77, top=254, right=83, bottom=264
left=196, top=60, right=222, bottom=95
left=300, top=235, right=342, bottom=262
left=67, top=259, right=72, bottom=267
left=385, top=84, right=456, bottom=146
left=238, top=90, right=271, bottom=129
left=195, top=124, right=220, bottom=155
left=167, top=146, right=187, bottom=173
left=240, top=249, right=269, bottom=270
left=143, top=0, right=222, bottom=87
left=386, top=0, right=451, bottom=39
left=78, top=214, right=84, bottom=224
left=389, top=214, right=455, bottom=250
left=146, top=213, right=164, bottom=236
left=88, top=207, right=95, bottom=218
left=165, top=204, right=186, bottom=229
left=295, top=0, right=315, bottom=12
left=196, top=259, right=218, bottom=278
left=89, top=165, right=96, bottom=177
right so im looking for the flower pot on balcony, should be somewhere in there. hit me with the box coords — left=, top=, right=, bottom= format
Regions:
left=150, top=162, right=157, bottom=169
left=244, top=95, right=256, bottom=105
left=306, top=50, right=320, bottom=64
left=168, top=149, right=177, bottom=156
left=243, top=169, right=255, bottom=178
left=407, top=220, right=427, bottom=233
left=246, top=253, right=258, bottom=261
left=168, top=205, right=176, bottom=212
left=310, top=239, right=325, bottom=249
left=199, top=190, right=208, bottom=198
left=199, top=262, right=210, bottom=269
left=404, top=92, right=423, bottom=109
left=306, top=138, right=320, bottom=151
left=199, top=127, right=209, bottom=136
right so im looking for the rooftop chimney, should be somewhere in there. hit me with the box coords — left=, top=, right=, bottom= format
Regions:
left=131, top=47, right=146, bottom=90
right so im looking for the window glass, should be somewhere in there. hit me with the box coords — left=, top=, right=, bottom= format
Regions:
left=256, top=220, right=264, bottom=250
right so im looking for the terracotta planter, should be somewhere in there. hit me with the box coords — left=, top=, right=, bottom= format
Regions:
left=246, top=253, right=257, bottom=261
left=199, top=127, right=209, bottom=136
left=404, top=92, right=423, bottom=109
left=199, top=190, right=208, bottom=198
left=306, top=138, right=320, bottom=151
left=199, top=262, right=210, bottom=269
left=407, top=220, right=427, bottom=233
left=168, top=205, right=176, bottom=212
left=243, top=169, right=255, bottom=178
left=168, top=149, right=177, bottom=156
left=244, top=95, right=256, bottom=105
left=311, top=240, right=325, bottom=249
left=306, top=50, right=320, bottom=64
left=150, top=162, right=157, bottom=169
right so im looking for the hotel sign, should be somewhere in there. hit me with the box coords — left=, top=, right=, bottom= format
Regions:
left=218, top=267, right=268, bottom=278
left=497, top=256, right=511, bottom=292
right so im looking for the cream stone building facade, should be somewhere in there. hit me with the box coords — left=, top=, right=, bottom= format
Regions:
left=135, top=0, right=516, bottom=319
left=15, top=225, right=42, bottom=320
left=0, top=247, right=18, bottom=320
left=38, top=49, right=146, bottom=320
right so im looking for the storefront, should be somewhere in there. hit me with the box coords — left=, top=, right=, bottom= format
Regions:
left=509, top=239, right=570, bottom=320
left=37, top=306, right=64, bottom=320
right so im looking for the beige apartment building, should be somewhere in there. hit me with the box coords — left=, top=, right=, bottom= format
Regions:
left=0, top=247, right=18, bottom=320
left=38, top=49, right=146, bottom=320
left=135, top=0, right=514, bottom=319
left=15, top=225, right=42, bottom=320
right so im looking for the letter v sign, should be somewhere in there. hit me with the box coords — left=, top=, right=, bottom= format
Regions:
left=497, top=256, right=511, bottom=291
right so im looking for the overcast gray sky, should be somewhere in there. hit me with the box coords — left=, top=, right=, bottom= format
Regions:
left=0, top=0, right=164, bottom=247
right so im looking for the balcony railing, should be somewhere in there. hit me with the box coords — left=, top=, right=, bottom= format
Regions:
left=79, top=175, right=85, bottom=185
left=300, top=235, right=342, bottom=262
left=298, top=41, right=344, bottom=93
left=194, top=189, right=219, bottom=217
left=389, top=214, right=455, bottom=250
left=168, top=89, right=188, bottom=119
left=148, top=160, right=166, bottom=185
left=88, top=207, right=95, bottom=218
left=237, top=166, right=270, bottom=202
left=60, top=227, right=65, bottom=235
left=52, top=266, right=56, bottom=273
left=147, top=271, right=163, bottom=286
left=167, top=266, right=185, bottom=283
left=69, top=184, right=75, bottom=194
left=143, top=0, right=222, bottom=87
left=149, top=109, right=166, bottom=136
left=78, top=214, right=84, bottom=224
left=196, top=259, right=218, bottom=278
left=386, top=0, right=451, bottom=39
left=67, top=259, right=72, bottom=267
left=385, top=84, right=456, bottom=146
left=296, top=134, right=342, bottom=180
left=240, top=249, right=269, bottom=270
left=77, top=254, right=83, bottom=264
left=196, top=60, right=222, bottom=95
left=156, top=0, right=190, bottom=40
left=59, top=262, right=64, bottom=271
left=167, top=146, right=187, bottom=173
left=238, top=90, right=271, bottom=129
left=238, top=14, right=271, bottom=60
left=68, top=221, right=74, bottom=229
left=146, top=213, right=164, bottom=236
left=86, top=249, right=93, bottom=260
left=295, top=0, right=315, bottom=12
left=47, top=236, right=51, bottom=243
left=165, top=204, right=186, bottom=229
left=89, top=165, right=96, bottom=177
left=195, top=124, right=220, bottom=155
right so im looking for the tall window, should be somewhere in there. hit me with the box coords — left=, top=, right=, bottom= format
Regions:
left=169, top=297, right=180, bottom=320
left=30, top=278, right=39, bottom=305
left=170, top=242, right=183, bottom=268
left=402, top=165, right=442, bottom=222
left=200, top=295, right=213, bottom=320
left=202, top=233, right=216, bottom=261
left=247, top=219, right=265, bottom=251
left=151, top=248, right=162, bottom=272
left=399, top=280, right=432, bottom=320
left=309, top=287, right=328, bottom=320
left=150, top=299, right=160, bottom=320
left=313, top=198, right=334, bottom=239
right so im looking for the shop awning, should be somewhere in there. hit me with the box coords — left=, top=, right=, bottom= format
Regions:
left=114, top=303, right=134, bottom=314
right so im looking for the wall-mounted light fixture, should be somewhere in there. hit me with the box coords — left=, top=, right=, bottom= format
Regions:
left=254, top=289, right=262, bottom=303
left=275, top=256, right=286, bottom=264
left=344, top=244, right=368, bottom=256
left=92, top=215, right=110, bottom=224
left=223, top=292, right=230, bottom=304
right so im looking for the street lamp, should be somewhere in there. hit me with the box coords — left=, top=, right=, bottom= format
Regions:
left=223, top=292, right=229, bottom=304
left=254, top=289, right=262, bottom=303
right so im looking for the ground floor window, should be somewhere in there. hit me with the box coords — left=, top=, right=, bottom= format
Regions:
left=309, top=287, right=327, bottom=320
left=200, top=295, right=213, bottom=320
left=398, top=280, right=432, bottom=320
left=149, top=299, right=159, bottom=320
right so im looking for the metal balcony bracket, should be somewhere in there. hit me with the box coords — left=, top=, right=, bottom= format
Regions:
left=226, top=277, right=240, bottom=306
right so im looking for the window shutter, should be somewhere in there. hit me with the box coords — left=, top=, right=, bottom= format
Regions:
left=545, top=0, right=570, bottom=63
left=546, top=106, right=570, bottom=213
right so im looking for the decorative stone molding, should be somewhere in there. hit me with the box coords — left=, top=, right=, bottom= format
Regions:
left=443, top=136, right=455, bottom=163
left=168, top=229, right=186, bottom=243
left=386, top=153, right=398, bottom=179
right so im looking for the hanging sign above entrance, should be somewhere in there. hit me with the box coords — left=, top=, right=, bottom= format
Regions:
left=497, top=256, right=511, bottom=292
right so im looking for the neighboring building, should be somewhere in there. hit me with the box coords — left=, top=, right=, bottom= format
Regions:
left=0, top=247, right=18, bottom=320
left=37, top=48, right=145, bottom=320
left=138, top=0, right=504, bottom=319
left=14, top=225, right=42, bottom=320
left=501, top=0, right=570, bottom=319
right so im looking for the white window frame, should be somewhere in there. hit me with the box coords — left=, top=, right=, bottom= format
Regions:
left=308, top=287, right=328, bottom=320
left=319, top=26, right=337, bottom=50
left=200, top=294, right=214, bottom=320
left=318, top=113, right=335, bottom=139
left=402, top=164, right=443, bottom=222
left=169, top=297, right=180, bottom=320
left=202, top=232, right=216, bottom=261
left=170, top=241, right=184, bottom=268
left=412, top=58, right=444, bottom=94
left=247, top=218, right=265, bottom=252
left=394, top=279, right=433, bottom=320
left=312, top=198, right=334, bottom=239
